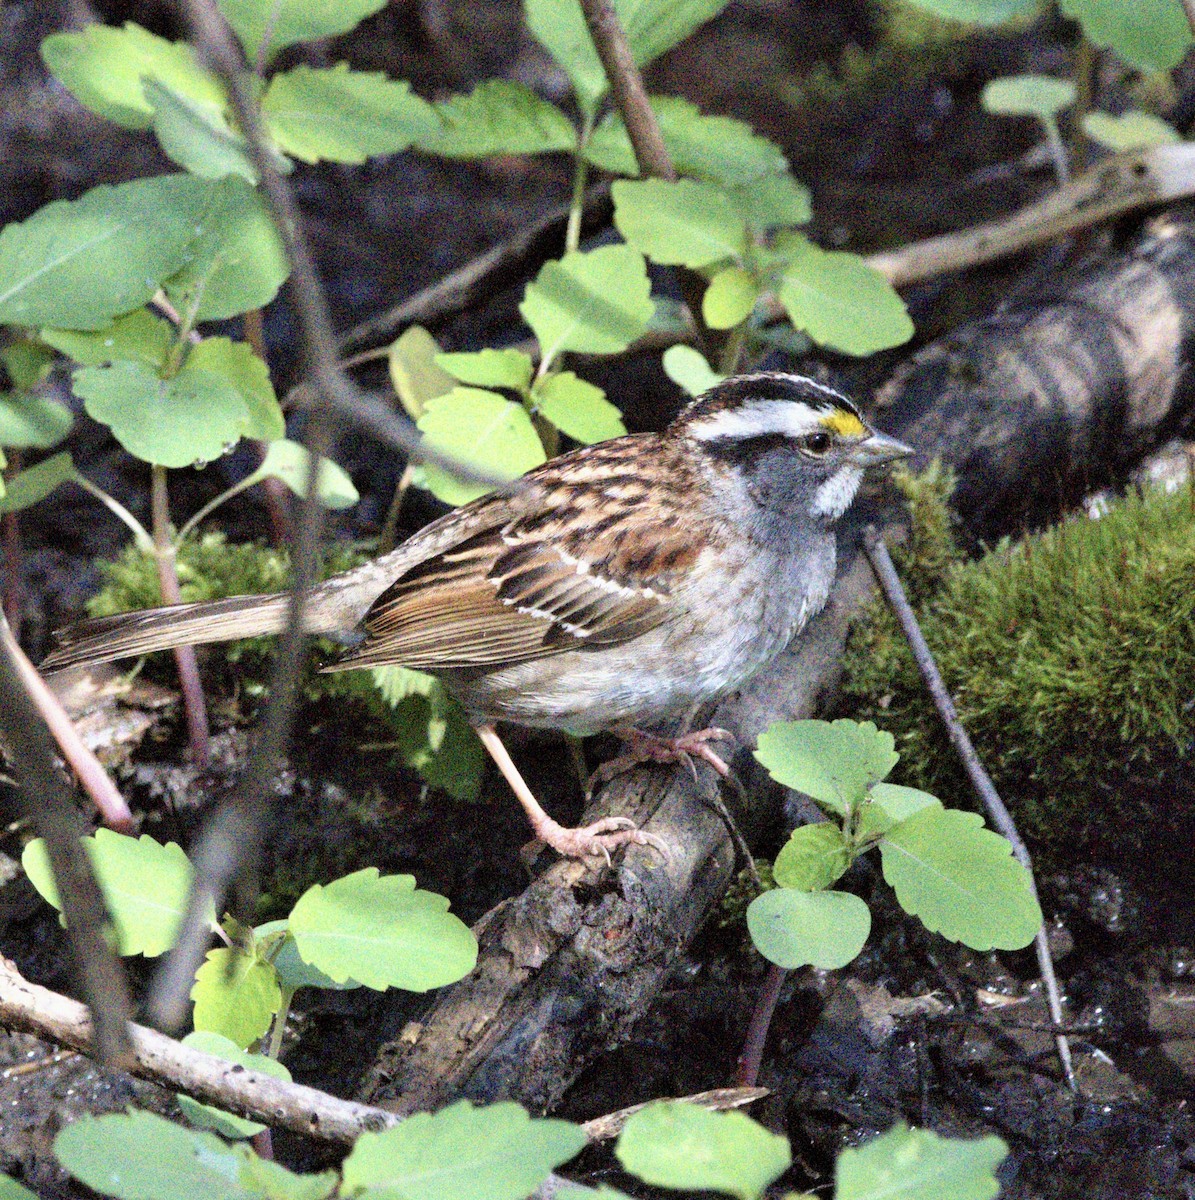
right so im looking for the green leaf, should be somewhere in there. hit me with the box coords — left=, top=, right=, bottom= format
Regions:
left=661, top=345, right=724, bottom=397
left=436, top=348, right=534, bottom=392
left=776, top=235, right=914, bottom=356
left=857, top=783, right=944, bottom=840
left=177, top=1030, right=292, bottom=1139
left=191, top=946, right=282, bottom=1048
left=754, top=719, right=899, bottom=817
left=1059, top=0, right=1192, bottom=72
left=0, top=341, right=55, bottom=391
left=263, top=64, right=439, bottom=165
left=0, top=1175, right=37, bottom=1200
left=526, top=0, right=731, bottom=115
left=0, top=393, right=72, bottom=450
left=585, top=97, right=788, bottom=184
left=520, top=245, right=653, bottom=363
left=217, top=0, right=389, bottom=65
left=703, top=265, right=759, bottom=329
left=416, top=80, right=576, bottom=158
left=255, top=920, right=362, bottom=991
left=746, top=888, right=871, bottom=970
left=187, top=337, right=284, bottom=442
left=895, top=0, right=1037, bottom=22
left=879, top=808, right=1043, bottom=950
left=21, top=830, right=213, bottom=956
left=343, top=1099, right=586, bottom=1200
left=43, top=309, right=173, bottom=369
left=836, top=1122, right=1007, bottom=1200
left=981, top=74, right=1076, bottom=119
left=412, top=387, right=546, bottom=506
left=288, top=868, right=478, bottom=992
left=40, top=22, right=225, bottom=131
left=388, top=326, right=455, bottom=421
left=727, top=172, right=812, bottom=229
left=162, top=176, right=289, bottom=322
left=252, top=440, right=359, bottom=511
left=1082, top=110, right=1181, bottom=151
left=74, top=357, right=246, bottom=469
left=615, top=1101, right=790, bottom=1200
left=613, top=178, right=746, bottom=268
left=0, top=452, right=75, bottom=514
left=0, top=174, right=219, bottom=330
left=772, top=823, right=850, bottom=891
left=533, top=372, right=626, bottom=443
left=143, top=77, right=258, bottom=183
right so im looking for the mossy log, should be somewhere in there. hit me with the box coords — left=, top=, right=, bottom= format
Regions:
left=358, top=206, right=1195, bottom=1115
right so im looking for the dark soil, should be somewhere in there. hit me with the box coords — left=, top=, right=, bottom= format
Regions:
left=2, top=2, right=1193, bottom=1197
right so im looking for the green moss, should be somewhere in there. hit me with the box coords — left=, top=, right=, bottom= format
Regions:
left=841, top=482, right=1195, bottom=851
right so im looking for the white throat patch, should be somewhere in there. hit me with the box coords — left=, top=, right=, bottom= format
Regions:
left=812, top=465, right=864, bottom=519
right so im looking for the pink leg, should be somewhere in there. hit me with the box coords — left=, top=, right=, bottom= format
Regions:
left=475, top=725, right=669, bottom=863
left=589, top=727, right=736, bottom=794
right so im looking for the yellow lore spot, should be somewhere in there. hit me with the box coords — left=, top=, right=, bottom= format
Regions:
left=820, top=407, right=867, bottom=438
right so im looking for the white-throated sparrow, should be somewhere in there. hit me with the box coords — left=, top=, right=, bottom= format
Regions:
left=42, top=373, right=912, bottom=859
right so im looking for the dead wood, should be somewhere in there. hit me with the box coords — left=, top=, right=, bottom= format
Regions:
left=359, top=205, right=1195, bottom=1116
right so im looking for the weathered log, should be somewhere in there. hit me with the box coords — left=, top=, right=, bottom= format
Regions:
left=359, top=206, right=1195, bottom=1115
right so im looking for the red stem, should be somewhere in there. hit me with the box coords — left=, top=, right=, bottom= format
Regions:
left=735, top=963, right=788, bottom=1087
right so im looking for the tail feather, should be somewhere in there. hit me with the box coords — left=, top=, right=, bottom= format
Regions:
left=41, top=593, right=296, bottom=672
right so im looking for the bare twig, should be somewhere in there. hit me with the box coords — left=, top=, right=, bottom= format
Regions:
left=0, top=641, right=133, bottom=1067
left=861, top=530, right=1075, bottom=1091
left=0, top=614, right=132, bottom=830
left=579, top=1086, right=768, bottom=1141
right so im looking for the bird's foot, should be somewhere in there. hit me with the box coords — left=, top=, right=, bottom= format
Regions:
left=588, top=726, right=736, bottom=795
left=529, top=815, right=670, bottom=866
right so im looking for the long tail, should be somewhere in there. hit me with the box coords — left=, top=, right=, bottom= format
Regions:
left=41, top=593, right=299, bottom=672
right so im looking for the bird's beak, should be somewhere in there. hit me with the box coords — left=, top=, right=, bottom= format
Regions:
left=856, top=429, right=914, bottom=468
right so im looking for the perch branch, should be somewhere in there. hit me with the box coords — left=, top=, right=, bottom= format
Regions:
left=861, top=530, right=1074, bottom=1091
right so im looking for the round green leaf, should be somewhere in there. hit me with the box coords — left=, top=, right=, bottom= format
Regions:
left=836, top=1122, right=1008, bottom=1200
left=0, top=174, right=221, bottom=330
left=42, top=310, right=173, bottom=369
left=879, top=808, right=1043, bottom=950
left=177, top=1031, right=292, bottom=1138
left=254, top=440, right=359, bottom=510
left=613, top=178, right=747, bottom=269
left=0, top=1175, right=36, bottom=1200
left=40, top=22, right=225, bottom=131
left=416, top=80, right=576, bottom=158
left=520, top=245, right=654, bottom=363
left=255, top=920, right=362, bottom=991
left=662, top=345, right=724, bottom=397
left=615, top=1101, right=791, bottom=1200
left=288, top=867, right=477, bottom=992
left=703, top=265, right=759, bottom=329
left=388, top=326, right=455, bottom=421
left=533, top=372, right=626, bottom=443
left=73, top=360, right=246, bottom=468
left=436, top=348, right=534, bottom=392
left=1082, top=110, right=1181, bottom=151
left=0, top=393, right=72, bottom=450
left=343, top=1099, right=587, bottom=1200
left=190, top=946, right=282, bottom=1048
left=777, top=236, right=914, bottom=356
left=186, top=337, right=283, bottom=442
left=1059, top=0, right=1192, bottom=72
left=754, top=719, right=899, bottom=817
left=0, top=452, right=75, bottom=514
left=217, top=0, right=389, bottom=65
left=773, top=823, right=851, bottom=891
left=162, top=176, right=289, bottom=322
left=747, top=888, right=871, bottom=970
left=263, top=65, right=439, bottom=165
left=412, top=387, right=546, bottom=506
left=21, top=829, right=212, bottom=956
left=981, top=75, right=1076, bottom=119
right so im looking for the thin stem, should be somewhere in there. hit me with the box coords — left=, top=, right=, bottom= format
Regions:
left=243, top=307, right=292, bottom=545
left=151, top=465, right=211, bottom=766
left=1039, top=114, right=1071, bottom=187
left=1072, top=36, right=1097, bottom=172
left=377, top=463, right=413, bottom=555
left=862, top=529, right=1075, bottom=1090
left=735, top=963, right=788, bottom=1087
left=565, top=116, right=595, bottom=255
left=175, top=473, right=260, bottom=545
left=717, top=321, right=749, bottom=376
left=71, top=472, right=154, bottom=551
left=266, top=985, right=294, bottom=1060
left=3, top=450, right=23, bottom=637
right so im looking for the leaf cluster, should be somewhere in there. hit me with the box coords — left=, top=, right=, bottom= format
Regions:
left=840, top=482, right=1195, bottom=850
left=748, top=718, right=1042, bottom=970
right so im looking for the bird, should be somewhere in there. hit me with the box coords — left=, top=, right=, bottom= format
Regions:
left=41, top=372, right=912, bottom=860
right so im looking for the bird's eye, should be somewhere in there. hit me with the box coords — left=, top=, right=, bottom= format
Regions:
left=801, top=430, right=833, bottom=455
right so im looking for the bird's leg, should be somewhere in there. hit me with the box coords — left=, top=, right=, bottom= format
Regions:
left=474, top=724, right=668, bottom=863
left=588, top=726, right=736, bottom=796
